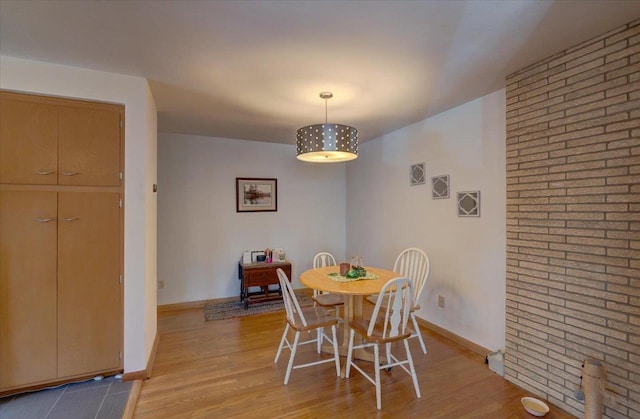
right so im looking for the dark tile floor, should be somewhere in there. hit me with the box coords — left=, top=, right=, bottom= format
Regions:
left=0, top=375, right=131, bottom=419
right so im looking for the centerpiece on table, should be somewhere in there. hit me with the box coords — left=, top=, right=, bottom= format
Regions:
left=346, top=256, right=366, bottom=278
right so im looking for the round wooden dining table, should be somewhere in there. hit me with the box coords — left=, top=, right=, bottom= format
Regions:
left=299, top=265, right=401, bottom=377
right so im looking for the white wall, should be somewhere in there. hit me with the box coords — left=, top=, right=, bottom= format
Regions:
left=157, top=133, right=347, bottom=305
left=142, top=85, right=158, bottom=362
left=1, top=54, right=505, bottom=369
left=0, top=56, right=158, bottom=373
left=346, top=90, right=506, bottom=351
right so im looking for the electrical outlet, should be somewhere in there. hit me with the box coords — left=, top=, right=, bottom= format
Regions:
left=158, top=280, right=165, bottom=290
left=438, top=295, right=445, bottom=308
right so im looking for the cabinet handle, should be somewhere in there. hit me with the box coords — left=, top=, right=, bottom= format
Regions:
left=61, top=171, right=80, bottom=176
left=35, top=218, right=55, bottom=222
left=35, top=170, right=55, bottom=175
left=61, top=217, right=79, bottom=222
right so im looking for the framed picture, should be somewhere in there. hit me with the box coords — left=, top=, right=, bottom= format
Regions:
left=236, top=178, right=278, bottom=212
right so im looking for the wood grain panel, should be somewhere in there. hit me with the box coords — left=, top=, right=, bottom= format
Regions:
left=132, top=306, right=574, bottom=418
left=0, top=91, right=125, bottom=394
left=57, top=192, right=122, bottom=376
left=58, top=106, right=121, bottom=186
left=0, top=191, right=58, bottom=388
left=0, top=93, right=58, bottom=184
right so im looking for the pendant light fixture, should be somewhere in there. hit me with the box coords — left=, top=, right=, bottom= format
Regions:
left=296, top=92, right=358, bottom=163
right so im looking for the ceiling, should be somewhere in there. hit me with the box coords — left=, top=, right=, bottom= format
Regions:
left=1, top=1, right=639, bottom=145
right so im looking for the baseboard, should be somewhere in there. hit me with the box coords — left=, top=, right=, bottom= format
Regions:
left=415, top=317, right=490, bottom=358
left=157, top=288, right=314, bottom=313
left=121, top=369, right=147, bottom=381
left=146, top=332, right=160, bottom=377
left=122, top=332, right=159, bottom=382
left=121, top=379, right=142, bottom=419
left=157, top=296, right=239, bottom=313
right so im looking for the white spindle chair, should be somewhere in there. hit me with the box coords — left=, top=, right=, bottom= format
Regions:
left=274, top=268, right=341, bottom=385
left=311, top=252, right=344, bottom=323
left=346, top=276, right=421, bottom=410
left=367, top=247, right=430, bottom=354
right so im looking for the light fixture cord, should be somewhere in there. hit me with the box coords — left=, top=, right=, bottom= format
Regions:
left=325, top=97, right=328, bottom=124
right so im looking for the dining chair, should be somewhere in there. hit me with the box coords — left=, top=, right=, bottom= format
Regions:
left=367, top=247, right=430, bottom=354
left=311, top=252, right=344, bottom=321
left=346, top=276, right=421, bottom=410
left=274, top=268, right=341, bottom=385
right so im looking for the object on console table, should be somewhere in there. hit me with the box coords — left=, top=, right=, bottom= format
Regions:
left=273, top=248, right=285, bottom=261
left=238, top=260, right=292, bottom=309
left=251, top=250, right=265, bottom=262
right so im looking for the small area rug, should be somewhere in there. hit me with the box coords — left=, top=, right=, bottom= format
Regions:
left=204, top=292, right=313, bottom=321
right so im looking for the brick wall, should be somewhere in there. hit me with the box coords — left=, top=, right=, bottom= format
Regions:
left=505, top=19, right=639, bottom=418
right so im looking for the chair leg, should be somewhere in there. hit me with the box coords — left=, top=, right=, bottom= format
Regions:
left=331, top=324, right=340, bottom=377
left=284, top=331, right=300, bottom=385
left=274, top=324, right=290, bottom=363
left=404, top=339, right=421, bottom=398
left=345, top=329, right=355, bottom=378
left=411, top=313, right=427, bottom=354
left=374, top=343, right=382, bottom=410
left=317, top=328, right=322, bottom=354
left=385, top=342, right=391, bottom=367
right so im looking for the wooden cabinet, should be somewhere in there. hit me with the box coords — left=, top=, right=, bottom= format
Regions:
left=238, top=261, right=291, bottom=309
left=0, top=92, right=122, bottom=186
left=58, top=106, right=121, bottom=186
left=57, top=192, right=122, bottom=376
left=0, top=91, right=124, bottom=393
left=0, top=97, right=58, bottom=184
left=0, top=191, right=58, bottom=388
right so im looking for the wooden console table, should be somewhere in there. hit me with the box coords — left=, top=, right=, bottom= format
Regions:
left=238, top=260, right=291, bottom=309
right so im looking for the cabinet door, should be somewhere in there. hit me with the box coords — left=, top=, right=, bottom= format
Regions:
left=0, top=94, right=58, bottom=184
left=57, top=192, right=122, bottom=376
left=58, top=106, right=121, bottom=186
left=0, top=191, right=58, bottom=388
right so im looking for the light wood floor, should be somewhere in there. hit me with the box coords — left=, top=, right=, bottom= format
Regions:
left=133, top=305, right=574, bottom=418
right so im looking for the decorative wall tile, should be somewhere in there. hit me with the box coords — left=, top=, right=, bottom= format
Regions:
left=409, top=162, right=425, bottom=186
left=431, top=175, right=450, bottom=199
left=457, top=191, right=480, bottom=217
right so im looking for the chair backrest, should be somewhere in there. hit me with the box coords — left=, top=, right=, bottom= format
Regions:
left=277, top=268, right=307, bottom=328
left=393, top=248, right=430, bottom=304
left=368, top=277, right=413, bottom=339
left=313, top=252, right=337, bottom=269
